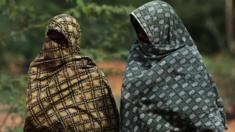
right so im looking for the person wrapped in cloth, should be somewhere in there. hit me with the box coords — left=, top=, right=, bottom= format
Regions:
left=24, top=14, right=119, bottom=132
left=120, top=1, right=227, bottom=132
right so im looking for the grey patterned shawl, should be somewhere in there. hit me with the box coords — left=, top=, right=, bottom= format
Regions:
left=120, top=1, right=227, bottom=132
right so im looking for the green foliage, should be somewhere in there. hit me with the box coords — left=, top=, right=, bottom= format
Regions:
left=204, top=54, right=235, bottom=77
left=6, top=127, right=23, bottom=132
left=0, top=75, right=27, bottom=116
left=66, top=1, right=134, bottom=60
left=204, top=53, right=235, bottom=103
left=0, top=0, right=232, bottom=73
left=174, top=0, right=226, bottom=53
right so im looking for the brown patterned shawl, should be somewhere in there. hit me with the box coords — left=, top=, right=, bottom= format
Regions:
left=24, top=14, right=119, bottom=132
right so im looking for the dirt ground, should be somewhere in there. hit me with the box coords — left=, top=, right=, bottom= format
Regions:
left=0, top=105, right=23, bottom=132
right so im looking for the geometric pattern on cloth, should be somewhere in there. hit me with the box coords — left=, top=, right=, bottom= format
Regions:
left=24, top=14, right=119, bottom=132
left=120, top=1, right=227, bottom=132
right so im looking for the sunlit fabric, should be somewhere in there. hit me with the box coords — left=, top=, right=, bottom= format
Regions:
left=24, top=14, right=119, bottom=132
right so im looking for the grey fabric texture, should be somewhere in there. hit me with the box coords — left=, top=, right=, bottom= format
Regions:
left=120, top=1, right=227, bottom=132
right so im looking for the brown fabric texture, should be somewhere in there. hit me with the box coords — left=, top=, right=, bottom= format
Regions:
left=24, top=14, right=119, bottom=132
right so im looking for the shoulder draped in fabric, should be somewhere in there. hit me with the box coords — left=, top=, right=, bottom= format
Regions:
left=121, top=1, right=227, bottom=132
left=24, top=14, right=119, bottom=132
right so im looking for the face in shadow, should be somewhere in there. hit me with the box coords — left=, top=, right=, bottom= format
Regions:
left=47, top=29, right=68, bottom=47
left=131, top=15, right=150, bottom=44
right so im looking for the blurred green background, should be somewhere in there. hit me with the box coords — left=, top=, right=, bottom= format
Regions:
left=0, top=0, right=235, bottom=131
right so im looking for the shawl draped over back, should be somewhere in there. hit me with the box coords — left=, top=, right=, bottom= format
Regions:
left=121, top=1, right=227, bottom=132
left=24, top=14, right=119, bottom=132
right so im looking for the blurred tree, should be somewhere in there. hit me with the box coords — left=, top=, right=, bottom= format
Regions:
left=225, top=0, right=234, bottom=54
left=0, top=0, right=75, bottom=73
left=173, top=0, right=226, bottom=54
left=0, top=0, right=232, bottom=73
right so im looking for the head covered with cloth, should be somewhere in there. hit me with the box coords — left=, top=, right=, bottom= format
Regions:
left=24, top=14, right=119, bottom=132
left=120, top=1, right=227, bottom=131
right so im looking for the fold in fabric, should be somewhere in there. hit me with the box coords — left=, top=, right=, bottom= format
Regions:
left=121, top=1, right=227, bottom=131
left=24, top=14, right=119, bottom=132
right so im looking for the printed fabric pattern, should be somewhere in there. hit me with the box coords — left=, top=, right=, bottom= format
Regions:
left=121, top=1, right=227, bottom=132
left=24, top=14, right=119, bottom=132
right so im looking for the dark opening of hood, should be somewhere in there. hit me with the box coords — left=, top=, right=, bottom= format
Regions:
left=47, top=29, right=69, bottom=47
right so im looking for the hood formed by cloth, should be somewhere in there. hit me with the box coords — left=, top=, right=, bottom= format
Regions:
left=44, top=14, right=81, bottom=58
left=131, top=0, right=194, bottom=53
left=121, top=1, right=227, bottom=132
left=31, top=14, right=81, bottom=69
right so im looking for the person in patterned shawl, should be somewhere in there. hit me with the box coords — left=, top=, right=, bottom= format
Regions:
left=24, top=14, right=119, bottom=132
left=120, top=1, right=227, bottom=132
